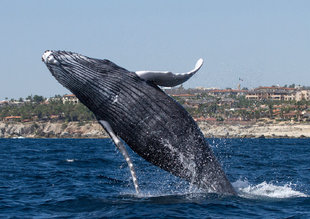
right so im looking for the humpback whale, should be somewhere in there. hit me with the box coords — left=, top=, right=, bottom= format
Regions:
left=42, top=50, right=236, bottom=195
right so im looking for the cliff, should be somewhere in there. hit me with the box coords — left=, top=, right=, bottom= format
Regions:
left=0, top=121, right=108, bottom=138
left=1, top=121, right=310, bottom=139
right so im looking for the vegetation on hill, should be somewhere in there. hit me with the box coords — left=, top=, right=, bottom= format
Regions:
left=171, top=92, right=310, bottom=122
left=0, top=97, right=95, bottom=122
left=1, top=92, right=310, bottom=123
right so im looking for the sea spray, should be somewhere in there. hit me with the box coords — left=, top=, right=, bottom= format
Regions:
left=233, top=179, right=308, bottom=199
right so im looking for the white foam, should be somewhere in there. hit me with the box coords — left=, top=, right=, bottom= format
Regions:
left=12, top=136, right=25, bottom=139
left=66, top=159, right=74, bottom=163
left=122, top=188, right=204, bottom=199
left=233, top=179, right=308, bottom=199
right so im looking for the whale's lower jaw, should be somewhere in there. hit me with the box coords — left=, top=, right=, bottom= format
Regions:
left=43, top=50, right=236, bottom=195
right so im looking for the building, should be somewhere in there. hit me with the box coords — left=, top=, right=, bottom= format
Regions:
left=207, top=89, right=248, bottom=97
left=4, top=116, right=22, bottom=121
left=295, top=90, right=310, bottom=101
left=245, top=86, right=297, bottom=101
left=0, top=101, right=9, bottom=107
left=170, top=94, right=196, bottom=98
left=62, top=94, right=79, bottom=104
left=284, top=93, right=296, bottom=101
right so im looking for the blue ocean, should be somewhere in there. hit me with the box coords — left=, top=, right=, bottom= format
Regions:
left=0, top=138, right=309, bottom=218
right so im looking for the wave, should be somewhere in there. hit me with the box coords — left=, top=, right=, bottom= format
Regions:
left=233, top=179, right=308, bottom=199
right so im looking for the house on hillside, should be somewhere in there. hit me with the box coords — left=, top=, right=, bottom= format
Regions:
left=207, top=89, right=248, bottom=97
left=62, top=94, right=79, bottom=104
left=245, top=86, right=297, bottom=101
left=296, top=90, right=310, bottom=101
left=0, top=101, right=9, bottom=107
left=283, top=112, right=299, bottom=121
left=4, top=116, right=22, bottom=122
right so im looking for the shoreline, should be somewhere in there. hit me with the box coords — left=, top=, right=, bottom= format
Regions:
left=1, top=121, right=310, bottom=139
left=198, top=121, right=310, bottom=139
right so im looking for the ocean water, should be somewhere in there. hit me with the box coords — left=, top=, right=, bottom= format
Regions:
left=0, top=138, right=309, bottom=218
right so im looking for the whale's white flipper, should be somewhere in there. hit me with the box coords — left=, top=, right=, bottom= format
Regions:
left=99, top=120, right=140, bottom=194
left=135, top=58, right=203, bottom=87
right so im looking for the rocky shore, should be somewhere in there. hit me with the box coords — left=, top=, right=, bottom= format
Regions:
left=198, top=121, right=310, bottom=138
left=1, top=121, right=309, bottom=139
left=0, top=121, right=108, bottom=138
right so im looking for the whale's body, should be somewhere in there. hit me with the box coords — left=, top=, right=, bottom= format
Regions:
left=42, top=51, right=236, bottom=195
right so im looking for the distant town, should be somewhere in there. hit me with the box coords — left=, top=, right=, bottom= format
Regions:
left=1, top=84, right=310, bottom=123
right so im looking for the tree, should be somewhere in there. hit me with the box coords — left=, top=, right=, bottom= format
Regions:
left=254, top=110, right=261, bottom=120
left=26, top=95, right=33, bottom=101
left=54, top=94, right=62, bottom=98
left=268, top=103, right=273, bottom=118
left=33, top=95, right=44, bottom=103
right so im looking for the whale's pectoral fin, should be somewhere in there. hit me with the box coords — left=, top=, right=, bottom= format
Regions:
left=98, top=120, right=140, bottom=194
left=135, top=58, right=203, bottom=87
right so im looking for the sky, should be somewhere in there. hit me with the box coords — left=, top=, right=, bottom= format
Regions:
left=0, top=0, right=309, bottom=100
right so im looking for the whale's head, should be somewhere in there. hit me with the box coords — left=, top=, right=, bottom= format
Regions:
left=42, top=50, right=130, bottom=113
left=42, top=50, right=96, bottom=91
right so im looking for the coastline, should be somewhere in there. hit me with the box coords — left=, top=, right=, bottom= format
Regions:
left=0, top=121, right=108, bottom=139
left=198, top=121, right=310, bottom=138
left=1, top=121, right=310, bottom=139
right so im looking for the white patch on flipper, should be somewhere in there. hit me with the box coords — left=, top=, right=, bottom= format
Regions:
left=135, top=58, right=203, bottom=87
left=98, top=120, right=140, bottom=194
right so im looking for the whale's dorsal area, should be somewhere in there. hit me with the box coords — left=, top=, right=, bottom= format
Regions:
left=135, top=58, right=203, bottom=87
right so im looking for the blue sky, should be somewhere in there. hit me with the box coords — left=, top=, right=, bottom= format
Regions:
left=0, top=0, right=309, bottom=100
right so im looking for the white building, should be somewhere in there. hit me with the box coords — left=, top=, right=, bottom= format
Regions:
left=62, top=94, right=79, bottom=104
left=295, top=90, right=310, bottom=101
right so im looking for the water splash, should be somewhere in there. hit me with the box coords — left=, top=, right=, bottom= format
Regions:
left=233, top=179, right=308, bottom=199
left=121, top=185, right=205, bottom=200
